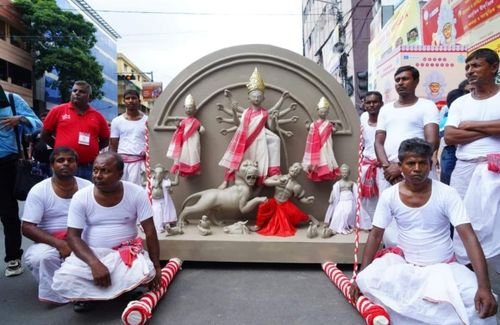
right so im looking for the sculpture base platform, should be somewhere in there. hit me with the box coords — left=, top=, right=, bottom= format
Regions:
left=155, top=225, right=368, bottom=264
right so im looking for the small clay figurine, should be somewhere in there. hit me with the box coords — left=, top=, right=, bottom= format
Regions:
left=197, top=215, right=212, bottom=236
left=302, top=97, right=341, bottom=181
left=165, top=224, right=184, bottom=237
left=306, top=221, right=319, bottom=239
left=324, top=164, right=357, bottom=234
left=223, top=220, right=250, bottom=235
left=166, top=94, right=204, bottom=177
left=320, top=224, right=335, bottom=238
left=151, top=163, right=179, bottom=233
left=254, top=162, right=317, bottom=237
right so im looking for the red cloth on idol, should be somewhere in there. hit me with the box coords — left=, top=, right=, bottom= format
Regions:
left=256, top=198, right=309, bottom=237
left=220, top=107, right=268, bottom=173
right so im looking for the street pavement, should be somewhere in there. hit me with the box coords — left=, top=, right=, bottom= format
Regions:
left=0, top=202, right=498, bottom=324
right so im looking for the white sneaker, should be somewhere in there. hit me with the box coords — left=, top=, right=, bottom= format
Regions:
left=5, top=259, right=23, bottom=277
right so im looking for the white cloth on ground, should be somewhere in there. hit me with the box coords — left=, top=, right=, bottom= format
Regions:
left=67, top=181, right=152, bottom=248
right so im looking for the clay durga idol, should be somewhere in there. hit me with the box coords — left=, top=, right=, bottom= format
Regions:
left=217, top=68, right=298, bottom=188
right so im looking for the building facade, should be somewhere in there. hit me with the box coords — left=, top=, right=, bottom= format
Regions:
left=0, top=0, right=33, bottom=106
left=302, top=0, right=373, bottom=110
left=116, top=53, right=153, bottom=114
left=44, top=0, right=120, bottom=121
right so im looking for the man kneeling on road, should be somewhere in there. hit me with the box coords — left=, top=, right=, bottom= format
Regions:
left=22, top=147, right=92, bottom=304
left=51, top=152, right=161, bottom=312
left=350, top=138, right=497, bottom=324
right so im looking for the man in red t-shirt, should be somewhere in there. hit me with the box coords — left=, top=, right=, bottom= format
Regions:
left=42, top=81, right=110, bottom=180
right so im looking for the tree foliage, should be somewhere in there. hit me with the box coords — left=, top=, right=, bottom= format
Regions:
left=13, top=0, right=104, bottom=101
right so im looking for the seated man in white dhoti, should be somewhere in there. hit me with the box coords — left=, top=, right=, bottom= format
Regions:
left=52, top=152, right=161, bottom=312
left=22, top=147, right=92, bottom=304
left=350, top=138, right=497, bottom=324
left=109, top=89, right=148, bottom=186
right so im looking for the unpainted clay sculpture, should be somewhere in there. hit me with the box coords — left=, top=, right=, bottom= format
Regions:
left=223, top=220, right=250, bottom=235
left=302, top=96, right=341, bottom=182
left=217, top=67, right=299, bottom=188
left=306, top=221, right=319, bottom=239
left=150, top=163, right=179, bottom=233
left=324, top=164, right=357, bottom=235
left=166, top=94, right=205, bottom=177
left=177, top=160, right=267, bottom=227
left=254, top=162, right=317, bottom=237
left=197, top=215, right=212, bottom=236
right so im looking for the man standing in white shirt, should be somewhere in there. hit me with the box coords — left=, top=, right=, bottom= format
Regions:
left=109, top=89, right=147, bottom=185
left=374, top=65, right=440, bottom=246
left=444, top=48, right=500, bottom=271
left=22, top=147, right=92, bottom=304
left=359, top=91, right=383, bottom=230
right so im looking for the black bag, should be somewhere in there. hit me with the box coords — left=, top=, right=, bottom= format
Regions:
left=9, top=94, right=47, bottom=201
left=14, top=159, right=46, bottom=201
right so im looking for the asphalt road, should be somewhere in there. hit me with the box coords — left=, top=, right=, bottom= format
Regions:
left=0, top=202, right=498, bottom=325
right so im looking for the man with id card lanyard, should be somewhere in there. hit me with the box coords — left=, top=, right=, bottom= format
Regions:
left=41, top=81, right=110, bottom=180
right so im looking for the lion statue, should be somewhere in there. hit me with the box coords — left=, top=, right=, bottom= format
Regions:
left=177, top=160, right=267, bottom=227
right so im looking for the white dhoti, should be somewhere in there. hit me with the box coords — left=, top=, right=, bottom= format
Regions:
left=357, top=253, right=497, bottom=325
left=122, top=160, right=145, bottom=186
left=450, top=160, right=478, bottom=199
left=23, top=243, right=69, bottom=304
left=453, top=163, right=500, bottom=270
left=52, top=248, right=155, bottom=301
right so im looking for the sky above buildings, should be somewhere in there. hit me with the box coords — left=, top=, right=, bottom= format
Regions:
left=85, top=0, right=303, bottom=86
